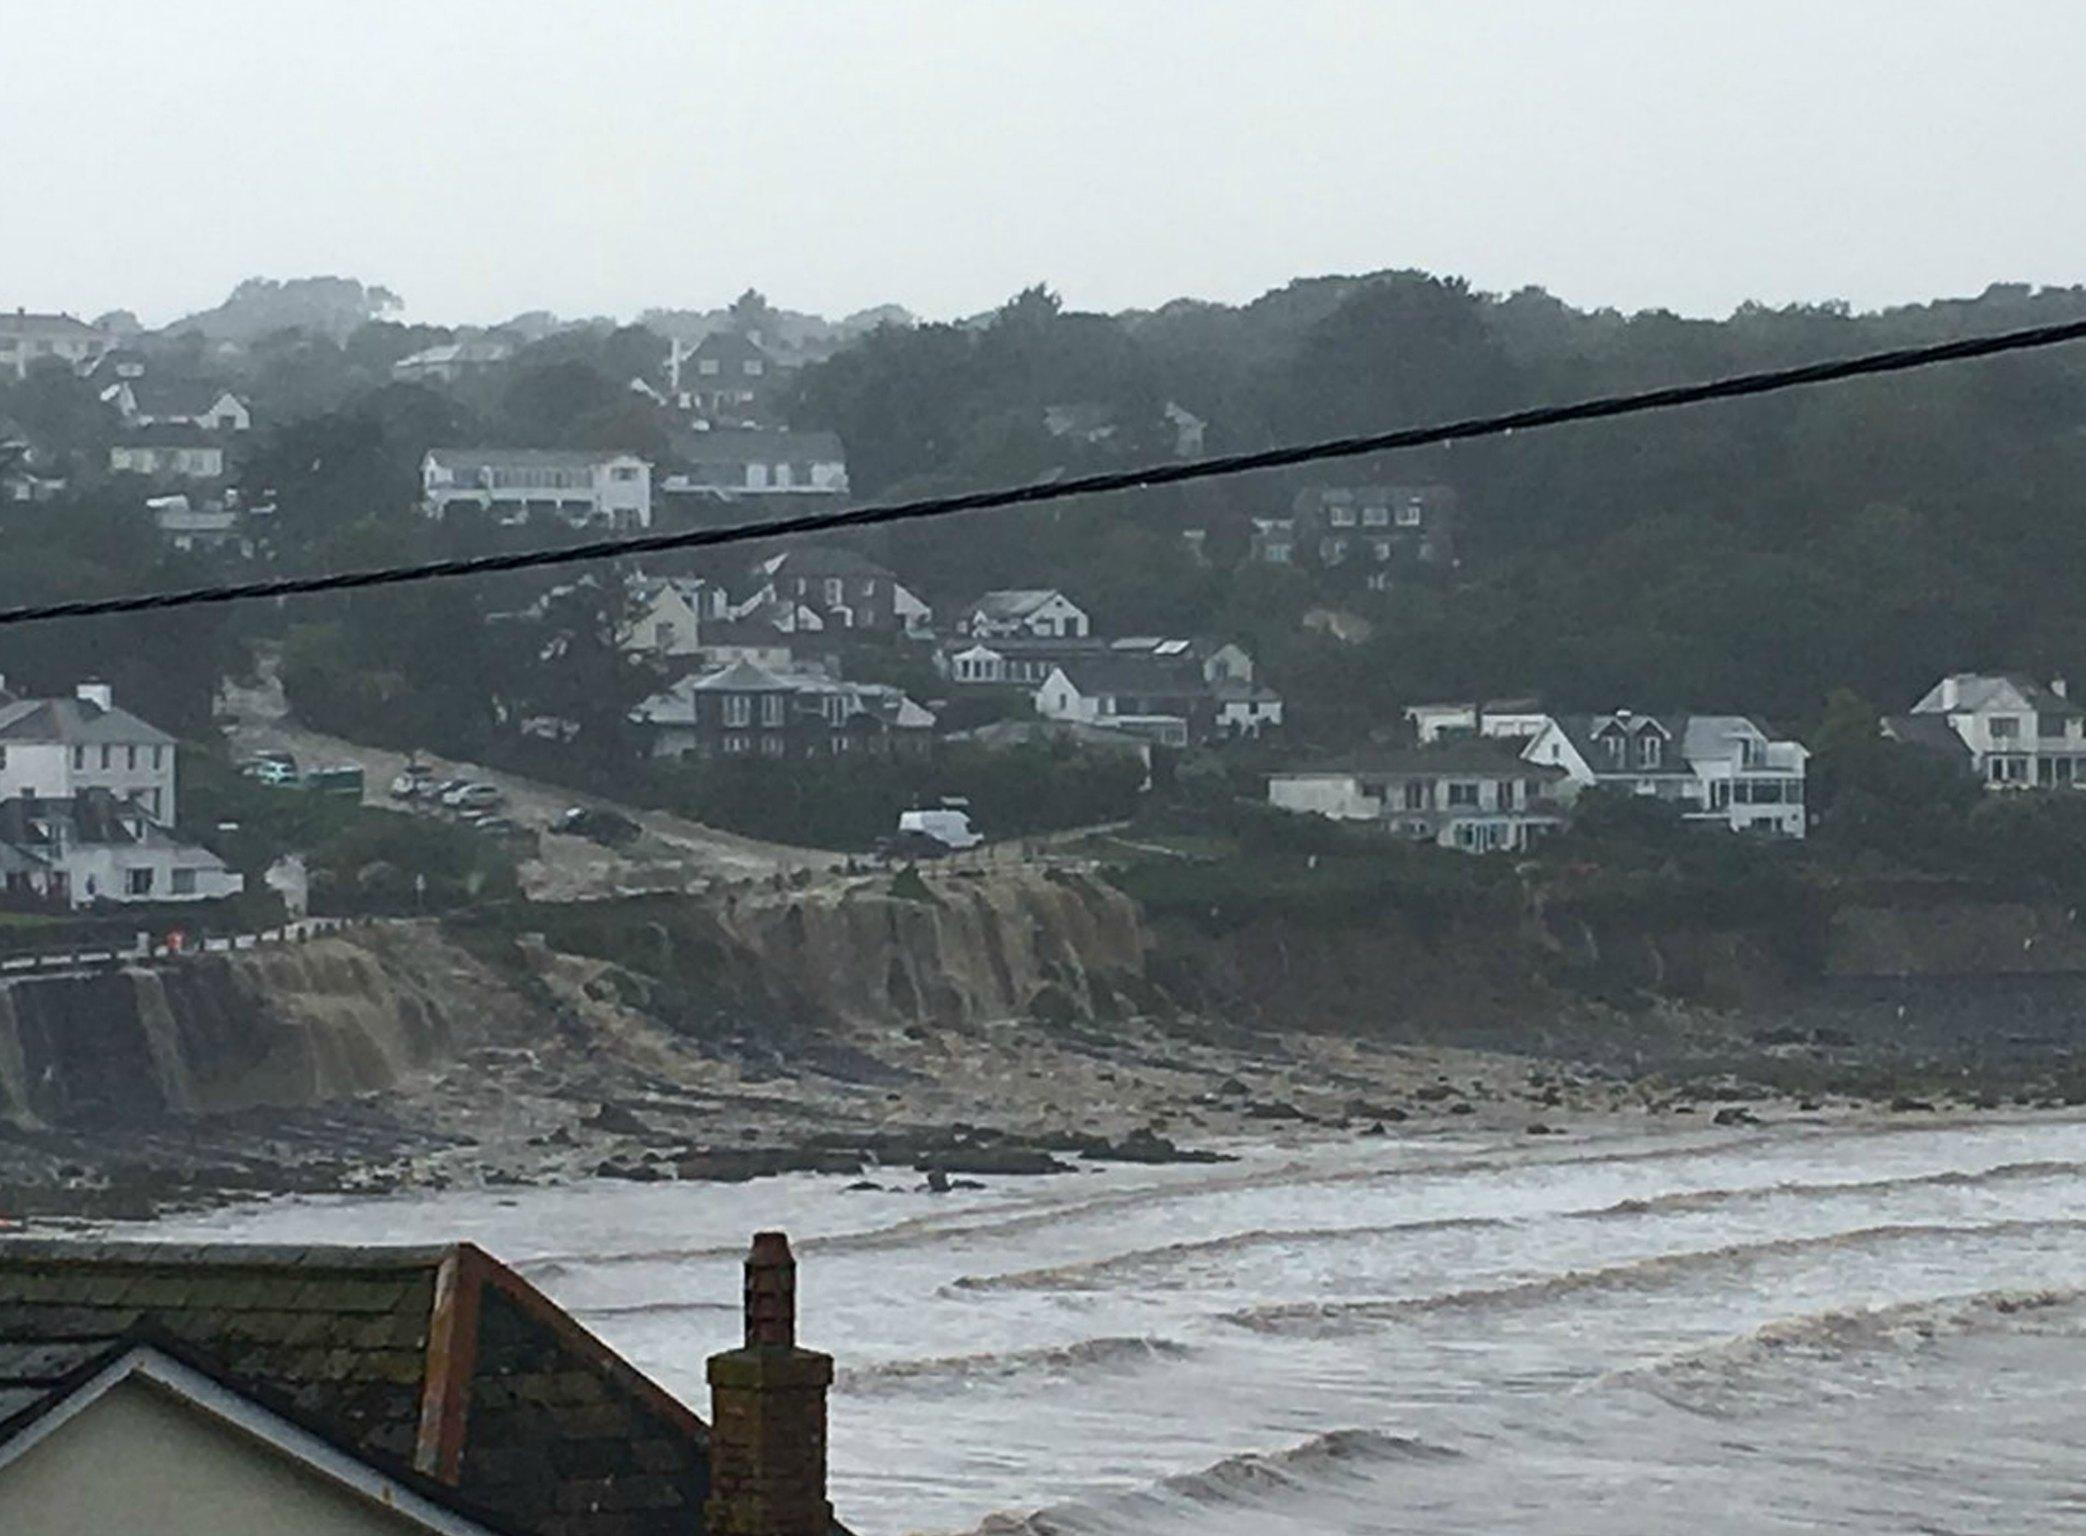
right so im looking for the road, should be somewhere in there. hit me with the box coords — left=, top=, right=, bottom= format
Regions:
left=217, top=663, right=837, bottom=901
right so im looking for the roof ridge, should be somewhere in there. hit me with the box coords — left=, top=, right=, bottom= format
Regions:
left=0, top=1237, right=462, bottom=1269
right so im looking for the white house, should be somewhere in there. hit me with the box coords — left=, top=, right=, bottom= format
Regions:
left=0, top=310, right=110, bottom=379
left=1405, top=697, right=1550, bottom=745
left=391, top=338, right=513, bottom=383
left=1520, top=710, right=1809, bottom=837
left=1897, top=673, right=2086, bottom=790
left=110, top=426, right=226, bottom=480
left=1269, top=744, right=1569, bottom=853
left=665, top=428, right=849, bottom=495
left=0, top=683, right=177, bottom=819
left=421, top=448, right=652, bottom=529
left=960, top=589, right=1090, bottom=639
left=0, top=1343, right=507, bottom=1536
left=0, top=683, right=243, bottom=908
left=619, top=576, right=716, bottom=659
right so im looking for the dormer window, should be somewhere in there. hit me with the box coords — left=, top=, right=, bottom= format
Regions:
left=1600, top=732, right=1625, bottom=765
left=1638, top=734, right=1662, bottom=768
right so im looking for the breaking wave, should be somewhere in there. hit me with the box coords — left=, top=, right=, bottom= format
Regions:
left=963, top=1427, right=1459, bottom=1534
left=1221, top=1219, right=2086, bottom=1336
left=837, top=1335, right=1193, bottom=1396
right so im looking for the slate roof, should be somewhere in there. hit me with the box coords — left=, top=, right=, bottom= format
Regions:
left=675, top=428, right=844, bottom=466
left=1543, top=712, right=1698, bottom=777
left=1881, top=713, right=1977, bottom=765
left=426, top=448, right=639, bottom=473
left=757, top=546, right=894, bottom=582
left=688, top=331, right=772, bottom=366
left=0, top=312, right=102, bottom=338
left=113, top=421, right=223, bottom=447
left=1912, top=673, right=2084, bottom=719
left=0, top=1239, right=738, bottom=1536
left=0, top=695, right=174, bottom=746
left=1047, top=654, right=1204, bottom=698
left=1278, top=742, right=1565, bottom=780
left=129, top=378, right=241, bottom=418
left=969, top=589, right=1072, bottom=622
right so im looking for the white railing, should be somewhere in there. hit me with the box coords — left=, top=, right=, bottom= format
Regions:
left=0, top=916, right=378, bottom=977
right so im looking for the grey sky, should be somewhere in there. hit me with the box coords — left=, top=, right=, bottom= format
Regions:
left=6, top=1, right=2082, bottom=327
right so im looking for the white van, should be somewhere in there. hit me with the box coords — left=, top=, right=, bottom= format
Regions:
left=896, top=807, right=982, bottom=852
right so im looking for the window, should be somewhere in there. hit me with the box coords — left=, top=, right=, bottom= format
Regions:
left=172, top=868, right=197, bottom=895
left=0, top=746, right=5, bottom=768
left=1373, top=540, right=1392, bottom=561
left=1396, top=503, right=1422, bottom=527
left=72, top=746, right=85, bottom=769
left=860, top=579, right=876, bottom=597
left=126, top=745, right=138, bottom=770
left=723, top=694, right=752, bottom=727
left=1362, top=506, right=1389, bottom=526
left=1265, top=543, right=1292, bottom=563
left=1601, top=734, right=1624, bottom=765
left=1991, top=717, right=2021, bottom=740
left=125, top=867, right=155, bottom=896
left=824, top=578, right=843, bottom=606
left=1637, top=735, right=1661, bottom=768
left=1403, top=780, right=1428, bottom=810
left=655, top=621, right=676, bottom=648
left=1329, top=506, right=1356, bottom=527
left=823, top=695, right=847, bottom=726
left=761, top=694, right=785, bottom=727
left=745, top=359, right=764, bottom=376
left=698, top=358, right=720, bottom=375
left=613, top=465, right=638, bottom=481
left=2039, top=714, right=2068, bottom=739
left=1447, top=781, right=1479, bottom=807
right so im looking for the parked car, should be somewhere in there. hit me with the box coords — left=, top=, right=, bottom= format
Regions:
left=427, top=777, right=471, bottom=806
left=468, top=816, right=530, bottom=841
left=389, top=763, right=437, bottom=799
left=443, top=782, right=505, bottom=811
left=240, top=757, right=299, bottom=787
left=555, top=806, right=641, bottom=847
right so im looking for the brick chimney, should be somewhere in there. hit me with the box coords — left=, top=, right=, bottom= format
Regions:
left=705, top=1232, right=833, bottom=1536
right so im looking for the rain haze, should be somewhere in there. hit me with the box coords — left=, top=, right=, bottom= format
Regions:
left=5, top=1, right=2086, bottom=322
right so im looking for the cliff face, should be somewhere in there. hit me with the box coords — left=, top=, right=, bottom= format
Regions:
left=553, top=869, right=1154, bottom=1033
left=0, top=934, right=464, bottom=1130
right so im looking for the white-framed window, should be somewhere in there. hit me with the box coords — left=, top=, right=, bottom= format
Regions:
left=1329, top=506, right=1356, bottom=527
left=1991, top=717, right=2021, bottom=740
left=823, top=695, right=847, bottom=725
left=761, top=694, right=786, bottom=726
left=1362, top=506, right=1389, bottom=526
left=1638, top=735, right=1661, bottom=768
left=824, top=578, right=843, bottom=606
left=1396, top=504, right=1422, bottom=527
left=613, top=466, right=639, bottom=482
left=698, top=358, right=720, bottom=375
left=1447, top=781, right=1479, bottom=807
left=723, top=694, right=752, bottom=727
left=761, top=736, right=785, bottom=757
left=171, top=867, right=197, bottom=895
left=125, top=867, right=154, bottom=896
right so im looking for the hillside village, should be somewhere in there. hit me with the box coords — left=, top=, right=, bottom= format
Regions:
left=7, top=278, right=2086, bottom=922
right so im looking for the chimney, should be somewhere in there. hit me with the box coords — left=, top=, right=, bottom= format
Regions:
left=705, top=1232, right=834, bottom=1536
left=1939, top=675, right=1960, bottom=711
left=75, top=680, right=113, bottom=712
left=2053, top=677, right=2069, bottom=700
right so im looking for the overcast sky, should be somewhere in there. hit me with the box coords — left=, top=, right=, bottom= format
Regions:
left=6, top=2, right=2082, bottom=328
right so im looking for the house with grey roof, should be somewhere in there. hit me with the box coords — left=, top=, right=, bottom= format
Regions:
left=392, top=339, right=514, bottom=384
left=108, top=422, right=228, bottom=480
left=1895, top=673, right=2086, bottom=790
left=633, top=659, right=934, bottom=760
left=421, top=448, right=652, bottom=530
left=957, top=589, right=1090, bottom=640
left=1269, top=742, right=1569, bottom=853
left=0, top=311, right=110, bottom=380
left=738, top=547, right=929, bottom=635
left=1520, top=709, right=1809, bottom=837
left=102, top=377, right=251, bottom=433
left=0, top=683, right=240, bottom=908
left=664, top=427, right=848, bottom=496
left=0, top=1233, right=850, bottom=1536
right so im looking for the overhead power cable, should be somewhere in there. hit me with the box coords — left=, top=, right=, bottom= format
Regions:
left=5, top=312, right=2086, bottom=631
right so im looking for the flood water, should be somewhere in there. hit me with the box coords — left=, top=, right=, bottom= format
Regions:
left=127, top=1111, right=2086, bottom=1533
